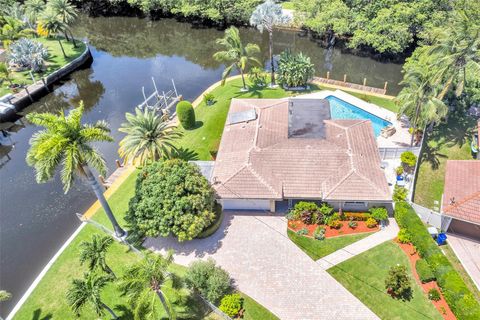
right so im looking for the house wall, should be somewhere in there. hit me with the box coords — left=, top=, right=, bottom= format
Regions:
left=329, top=201, right=394, bottom=215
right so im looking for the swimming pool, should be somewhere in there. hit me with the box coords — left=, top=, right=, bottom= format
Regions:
left=326, top=95, right=392, bottom=137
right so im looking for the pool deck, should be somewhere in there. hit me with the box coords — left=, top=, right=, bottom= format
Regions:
left=298, top=90, right=411, bottom=148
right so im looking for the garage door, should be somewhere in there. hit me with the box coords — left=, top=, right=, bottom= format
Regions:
left=448, top=219, right=480, bottom=241
left=221, top=199, right=270, bottom=211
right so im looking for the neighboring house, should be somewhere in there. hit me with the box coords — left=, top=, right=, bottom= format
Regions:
left=206, top=97, right=392, bottom=212
left=441, top=160, right=480, bottom=240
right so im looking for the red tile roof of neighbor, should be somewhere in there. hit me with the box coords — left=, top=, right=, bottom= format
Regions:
left=443, top=160, right=480, bottom=225
left=211, top=98, right=391, bottom=202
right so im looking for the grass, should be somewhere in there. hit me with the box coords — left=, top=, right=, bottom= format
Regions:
left=441, top=244, right=480, bottom=302
left=413, top=112, right=477, bottom=209
left=1, top=36, right=86, bottom=96
left=287, top=229, right=373, bottom=261
left=241, top=293, right=278, bottom=320
left=328, top=241, right=442, bottom=320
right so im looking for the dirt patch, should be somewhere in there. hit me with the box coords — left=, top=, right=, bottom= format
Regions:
left=288, top=220, right=379, bottom=238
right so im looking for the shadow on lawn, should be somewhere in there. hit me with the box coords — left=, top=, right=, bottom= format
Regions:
left=31, top=308, right=52, bottom=320
left=419, top=142, right=447, bottom=170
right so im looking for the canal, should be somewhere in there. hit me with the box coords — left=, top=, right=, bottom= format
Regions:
left=0, top=15, right=403, bottom=317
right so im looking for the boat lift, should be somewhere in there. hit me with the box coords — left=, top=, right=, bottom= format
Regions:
left=137, top=78, right=182, bottom=119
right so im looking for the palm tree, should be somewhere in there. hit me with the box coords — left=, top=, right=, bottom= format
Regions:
left=26, top=102, right=127, bottom=238
left=80, top=235, right=116, bottom=278
left=66, top=272, right=118, bottom=319
left=48, top=0, right=78, bottom=46
left=0, top=17, right=35, bottom=48
left=24, top=0, right=46, bottom=27
left=39, top=9, right=69, bottom=58
left=118, top=252, right=175, bottom=320
left=213, top=26, right=261, bottom=91
left=118, top=108, right=182, bottom=167
left=250, top=0, right=291, bottom=87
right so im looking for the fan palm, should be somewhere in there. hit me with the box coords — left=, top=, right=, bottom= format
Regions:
left=24, top=0, right=46, bottom=27
left=250, top=0, right=291, bottom=87
left=213, top=26, right=260, bottom=91
left=80, top=235, right=116, bottom=278
left=47, top=0, right=78, bottom=47
left=118, top=108, right=182, bottom=167
left=118, top=252, right=175, bottom=320
left=39, top=8, right=69, bottom=57
left=66, top=272, right=118, bottom=319
left=26, top=102, right=126, bottom=238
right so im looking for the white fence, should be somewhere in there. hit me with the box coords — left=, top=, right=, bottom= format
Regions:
left=378, top=147, right=421, bottom=160
left=410, top=202, right=450, bottom=230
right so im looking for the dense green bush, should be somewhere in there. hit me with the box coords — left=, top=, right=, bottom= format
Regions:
left=219, top=293, right=243, bottom=317
left=185, top=258, right=231, bottom=303
left=126, top=159, right=215, bottom=241
left=277, top=50, right=315, bottom=88
left=327, top=213, right=342, bottom=229
left=318, top=203, right=334, bottom=216
left=366, top=217, right=377, bottom=228
left=400, top=151, right=417, bottom=170
left=369, top=207, right=388, bottom=222
left=344, top=212, right=372, bottom=221
left=291, top=201, right=321, bottom=224
left=428, top=288, right=441, bottom=301
left=415, top=259, right=435, bottom=283
left=394, top=201, right=480, bottom=319
left=176, top=100, right=196, bottom=129
left=397, top=228, right=411, bottom=244
left=385, top=265, right=412, bottom=299
left=313, top=226, right=326, bottom=240
left=197, top=205, right=223, bottom=239
left=393, top=185, right=408, bottom=202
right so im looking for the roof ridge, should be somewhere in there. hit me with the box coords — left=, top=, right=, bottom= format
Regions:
left=247, top=165, right=280, bottom=197
left=444, top=190, right=480, bottom=213
left=354, top=170, right=391, bottom=198
left=323, top=169, right=355, bottom=198
left=221, top=164, right=248, bottom=185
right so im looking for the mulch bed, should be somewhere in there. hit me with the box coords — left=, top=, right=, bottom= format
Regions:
left=396, top=240, right=456, bottom=320
left=288, top=220, right=379, bottom=238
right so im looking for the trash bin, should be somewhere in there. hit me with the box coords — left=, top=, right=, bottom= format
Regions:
left=437, top=233, right=447, bottom=245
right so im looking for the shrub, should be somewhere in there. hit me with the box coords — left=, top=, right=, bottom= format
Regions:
left=344, top=212, right=372, bottom=221
left=327, top=214, right=342, bottom=229
left=296, top=227, right=308, bottom=236
left=219, top=293, right=243, bottom=317
left=176, top=100, right=196, bottom=129
left=248, top=66, right=266, bottom=87
left=292, top=201, right=319, bottom=224
left=318, top=203, right=334, bottom=216
left=313, top=226, right=326, bottom=240
left=395, top=166, right=404, bottom=176
left=197, top=205, right=223, bottom=239
left=400, top=151, right=417, bottom=169
left=277, top=50, right=315, bottom=88
left=428, top=288, right=441, bottom=301
left=8, top=38, right=48, bottom=72
left=394, top=201, right=480, bottom=319
left=185, top=258, right=231, bottom=303
left=385, top=265, right=412, bottom=299
left=203, top=93, right=215, bottom=105
left=369, top=207, right=388, bottom=222
left=393, top=185, right=408, bottom=202
left=126, top=160, right=215, bottom=241
left=397, top=228, right=411, bottom=244
left=286, top=209, right=301, bottom=221
left=416, top=259, right=435, bottom=283
left=366, top=217, right=378, bottom=228
left=348, top=220, right=358, bottom=229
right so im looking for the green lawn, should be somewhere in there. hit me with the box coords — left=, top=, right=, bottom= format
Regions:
left=413, top=112, right=477, bottom=209
left=287, top=229, right=373, bottom=261
left=328, top=241, right=442, bottom=320
left=1, top=36, right=86, bottom=96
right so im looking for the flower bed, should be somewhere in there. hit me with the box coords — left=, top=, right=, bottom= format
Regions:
left=396, top=240, right=456, bottom=320
left=288, top=219, right=379, bottom=238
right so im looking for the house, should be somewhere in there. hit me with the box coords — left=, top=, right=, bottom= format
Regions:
left=208, top=97, right=392, bottom=212
left=441, top=160, right=480, bottom=240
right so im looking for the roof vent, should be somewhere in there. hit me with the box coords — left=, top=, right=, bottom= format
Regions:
left=449, top=197, right=456, bottom=205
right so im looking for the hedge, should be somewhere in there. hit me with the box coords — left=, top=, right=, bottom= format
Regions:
left=415, top=259, right=435, bottom=283
left=177, top=100, right=196, bottom=129
left=197, top=204, right=224, bottom=239
left=394, top=201, right=480, bottom=319
left=344, top=212, right=372, bottom=221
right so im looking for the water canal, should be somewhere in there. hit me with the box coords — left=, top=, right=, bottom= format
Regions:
left=0, top=15, right=403, bottom=317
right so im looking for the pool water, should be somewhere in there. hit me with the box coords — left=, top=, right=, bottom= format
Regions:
left=326, top=95, right=392, bottom=137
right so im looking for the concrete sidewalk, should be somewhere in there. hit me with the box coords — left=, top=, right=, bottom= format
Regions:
left=446, top=234, right=480, bottom=291
left=317, top=218, right=399, bottom=270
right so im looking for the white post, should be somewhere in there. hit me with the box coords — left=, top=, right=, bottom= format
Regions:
left=152, top=77, right=159, bottom=97
left=171, top=79, right=178, bottom=97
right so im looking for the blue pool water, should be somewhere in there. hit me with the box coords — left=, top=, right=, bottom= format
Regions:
left=326, top=95, right=392, bottom=137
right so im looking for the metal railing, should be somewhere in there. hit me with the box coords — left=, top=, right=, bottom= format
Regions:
left=378, top=146, right=421, bottom=160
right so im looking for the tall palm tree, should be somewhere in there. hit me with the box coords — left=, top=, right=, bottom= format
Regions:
left=24, top=0, right=46, bottom=27
left=250, top=0, right=291, bottom=87
left=26, top=102, right=127, bottom=238
left=213, top=26, right=261, bottom=91
left=48, top=0, right=78, bottom=46
left=80, top=235, right=116, bottom=278
left=39, top=9, right=69, bottom=58
left=66, top=272, right=118, bottom=319
left=118, top=252, right=175, bottom=320
left=118, top=108, right=182, bottom=167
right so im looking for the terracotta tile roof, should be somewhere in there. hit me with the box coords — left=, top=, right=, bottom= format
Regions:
left=442, top=160, right=480, bottom=225
left=211, top=98, right=391, bottom=202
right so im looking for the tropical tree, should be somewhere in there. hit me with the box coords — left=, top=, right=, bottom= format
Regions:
left=0, top=62, right=13, bottom=86
left=26, top=102, right=127, bottom=238
left=276, top=50, right=315, bottom=88
left=39, top=8, right=68, bottom=58
left=66, top=272, right=118, bottom=319
left=213, top=26, right=260, bottom=91
left=24, top=0, right=46, bottom=27
left=47, top=0, right=78, bottom=46
left=250, top=0, right=291, bottom=87
left=0, top=17, right=35, bottom=48
left=118, top=107, right=182, bottom=167
left=79, top=235, right=116, bottom=278
left=118, top=252, right=175, bottom=320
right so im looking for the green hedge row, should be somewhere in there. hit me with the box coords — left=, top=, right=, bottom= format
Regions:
left=394, top=201, right=480, bottom=319
left=415, top=259, right=435, bottom=283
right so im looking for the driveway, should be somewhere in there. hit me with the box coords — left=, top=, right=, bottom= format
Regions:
left=447, top=234, right=480, bottom=291
left=144, top=211, right=378, bottom=319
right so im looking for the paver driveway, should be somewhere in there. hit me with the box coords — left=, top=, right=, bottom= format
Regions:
left=446, top=234, right=480, bottom=290
left=144, top=211, right=378, bottom=320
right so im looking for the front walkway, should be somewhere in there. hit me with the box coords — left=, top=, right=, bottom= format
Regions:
left=317, top=218, right=399, bottom=270
left=446, top=234, right=480, bottom=291
left=144, top=211, right=379, bottom=320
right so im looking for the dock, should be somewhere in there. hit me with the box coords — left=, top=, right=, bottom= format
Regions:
left=313, top=76, right=388, bottom=96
